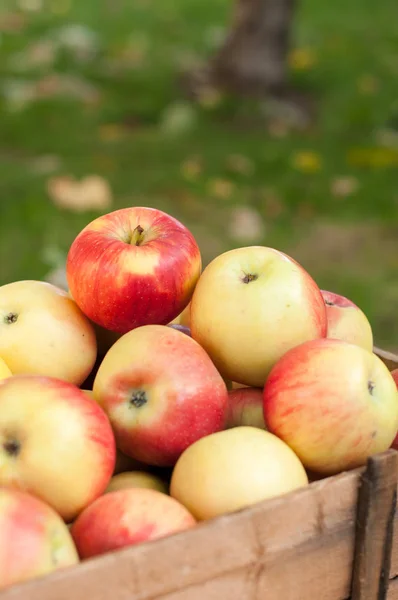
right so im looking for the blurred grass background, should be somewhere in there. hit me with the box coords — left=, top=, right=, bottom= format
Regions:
left=1, top=0, right=398, bottom=349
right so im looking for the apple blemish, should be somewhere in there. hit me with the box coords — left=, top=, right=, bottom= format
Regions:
left=3, top=438, right=21, bottom=457
left=242, top=273, right=258, bottom=284
left=368, top=380, right=375, bottom=396
left=3, top=312, right=18, bottom=324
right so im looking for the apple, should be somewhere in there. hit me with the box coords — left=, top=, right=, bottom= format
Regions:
left=0, top=357, right=12, bottom=382
left=390, top=369, right=398, bottom=450
left=0, top=280, right=97, bottom=386
left=321, top=290, right=373, bottom=351
left=170, top=426, right=308, bottom=520
left=66, top=207, right=202, bottom=334
left=105, top=471, right=168, bottom=495
left=71, top=488, right=196, bottom=559
left=227, top=387, right=266, bottom=429
left=0, top=375, right=116, bottom=522
left=263, top=338, right=398, bottom=475
left=93, top=324, right=229, bottom=466
left=0, top=488, right=79, bottom=590
left=190, top=246, right=327, bottom=387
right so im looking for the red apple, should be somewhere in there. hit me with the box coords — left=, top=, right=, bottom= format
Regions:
left=66, top=207, right=202, bottom=334
left=227, top=388, right=266, bottom=429
left=390, top=369, right=398, bottom=450
left=93, top=324, right=229, bottom=466
left=263, top=339, right=398, bottom=475
left=71, top=488, right=196, bottom=559
left=0, top=375, right=116, bottom=521
left=0, top=488, right=79, bottom=590
left=190, top=246, right=327, bottom=387
left=321, top=290, right=373, bottom=351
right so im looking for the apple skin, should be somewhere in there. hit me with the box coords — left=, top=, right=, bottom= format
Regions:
left=0, top=280, right=97, bottom=386
left=0, top=375, right=116, bottom=522
left=321, top=290, right=373, bottom=352
left=0, top=488, right=79, bottom=590
left=190, top=246, right=327, bottom=387
left=263, top=338, right=398, bottom=475
left=227, top=388, right=266, bottom=429
left=0, top=357, right=12, bottom=382
left=390, top=369, right=398, bottom=450
left=104, top=471, right=168, bottom=495
left=66, top=207, right=202, bottom=334
left=93, top=324, right=229, bottom=467
left=170, top=426, right=308, bottom=520
left=71, top=488, right=196, bottom=559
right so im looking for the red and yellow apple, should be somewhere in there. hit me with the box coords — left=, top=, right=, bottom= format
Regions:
left=0, top=280, right=97, bottom=386
left=0, top=375, right=116, bottom=522
left=105, top=471, right=168, bottom=495
left=0, top=488, right=79, bottom=590
left=321, top=290, right=373, bottom=351
left=66, top=207, right=202, bottom=334
left=263, top=338, right=398, bottom=475
left=71, top=488, right=196, bottom=559
left=190, top=246, right=327, bottom=387
left=0, top=357, right=12, bottom=382
left=170, top=426, right=308, bottom=520
left=390, top=369, right=398, bottom=450
left=227, top=387, right=266, bottom=429
left=93, top=324, right=229, bottom=466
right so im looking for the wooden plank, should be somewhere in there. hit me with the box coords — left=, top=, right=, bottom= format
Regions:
left=387, top=578, right=398, bottom=600
left=374, top=347, right=398, bottom=371
left=351, top=451, right=398, bottom=600
left=0, top=468, right=364, bottom=600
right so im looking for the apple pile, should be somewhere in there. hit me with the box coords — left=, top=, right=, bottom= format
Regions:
left=0, top=205, right=397, bottom=591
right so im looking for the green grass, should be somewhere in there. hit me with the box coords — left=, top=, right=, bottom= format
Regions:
left=1, top=0, right=398, bottom=348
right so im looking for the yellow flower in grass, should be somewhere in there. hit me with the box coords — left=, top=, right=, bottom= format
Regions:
left=291, top=151, right=322, bottom=173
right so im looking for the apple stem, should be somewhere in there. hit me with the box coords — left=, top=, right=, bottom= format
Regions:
left=130, top=225, right=145, bottom=246
left=368, top=381, right=375, bottom=396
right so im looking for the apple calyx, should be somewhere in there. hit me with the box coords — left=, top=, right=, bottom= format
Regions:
left=3, top=438, right=21, bottom=457
left=368, top=380, right=375, bottom=396
left=242, top=273, right=258, bottom=284
left=324, top=299, right=334, bottom=306
left=129, top=390, right=148, bottom=408
left=129, top=225, right=145, bottom=247
left=4, top=312, right=18, bottom=324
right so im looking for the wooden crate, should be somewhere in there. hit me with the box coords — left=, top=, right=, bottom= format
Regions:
left=1, top=347, right=398, bottom=600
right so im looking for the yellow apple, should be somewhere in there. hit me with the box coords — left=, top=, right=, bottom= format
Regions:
left=0, top=357, right=12, bottom=382
left=170, top=426, right=308, bottom=520
left=0, top=375, right=116, bottom=522
left=190, top=246, right=327, bottom=387
left=0, top=280, right=97, bottom=386
left=105, top=471, right=168, bottom=495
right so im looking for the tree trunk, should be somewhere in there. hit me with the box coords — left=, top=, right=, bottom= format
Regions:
left=182, top=0, right=297, bottom=97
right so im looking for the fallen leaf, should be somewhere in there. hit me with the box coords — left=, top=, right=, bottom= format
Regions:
left=0, top=12, right=27, bottom=33
left=228, top=207, right=266, bottom=242
left=29, top=155, right=62, bottom=175
left=207, top=178, right=235, bottom=200
left=291, top=151, right=322, bottom=173
left=225, top=154, right=255, bottom=176
left=347, top=147, right=398, bottom=168
left=262, top=188, right=285, bottom=218
left=17, top=0, right=43, bottom=10
left=36, top=74, right=101, bottom=105
left=330, top=176, right=359, bottom=198
left=180, top=157, right=202, bottom=181
left=267, top=119, right=290, bottom=138
left=10, top=40, right=57, bottom=71
left=47, top=175, right=113, bottom=212
left=160, top=102, right=197, bottom=135
left=288, top=47, right=318, bottom=71
left=98, top=124, right=126, bottom=143
left=357, top=74, right=379, bottom=95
